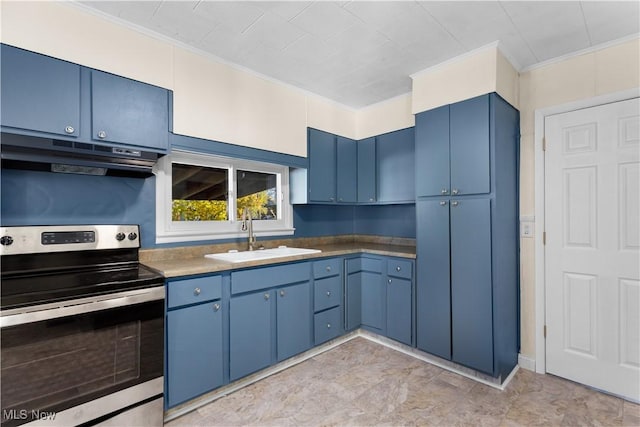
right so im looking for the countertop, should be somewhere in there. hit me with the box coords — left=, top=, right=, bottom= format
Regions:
left=140, top=235, right=416, bottom=278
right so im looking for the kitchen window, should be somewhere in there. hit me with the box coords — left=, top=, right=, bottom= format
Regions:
left=155, top=150, right=294, bottom=244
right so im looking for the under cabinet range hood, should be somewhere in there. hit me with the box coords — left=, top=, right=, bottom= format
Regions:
left=0, top=133, right=161, bottom=178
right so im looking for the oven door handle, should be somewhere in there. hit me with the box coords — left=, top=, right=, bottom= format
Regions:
left=0, top=286, right=165, bottom=328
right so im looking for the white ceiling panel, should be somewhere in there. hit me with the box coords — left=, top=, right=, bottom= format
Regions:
left=241, top=12, right=307, bottom=51
left=76, top=1, right=640, bottom=108
left=152, top=1, right=214, bottom=45
left=252, top=1, right=313, bottom=21
left=193, top=1, right=264, bottom=34
left=581, top=1, right=640, bottom=46
left=290, top=2, right=360, bottom=40
left=500, top=1, right=591, bottom=61
left=344, top=1, right=423, bottom=28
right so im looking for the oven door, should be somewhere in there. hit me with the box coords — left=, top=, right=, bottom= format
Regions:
left=0, top=287, right=164, bottom=427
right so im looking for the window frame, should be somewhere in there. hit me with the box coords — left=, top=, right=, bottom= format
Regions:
left=154, top=150, right=294, bottom=244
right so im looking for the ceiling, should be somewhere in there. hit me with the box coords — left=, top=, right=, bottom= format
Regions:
left=77, top=1, right=640, bottom=108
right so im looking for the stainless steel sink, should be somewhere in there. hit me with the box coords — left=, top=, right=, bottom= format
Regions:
left=204, top=246, right=321, bottom=263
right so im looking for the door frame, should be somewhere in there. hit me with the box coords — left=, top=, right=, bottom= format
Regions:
left=533, top=87, right=640, bottom=374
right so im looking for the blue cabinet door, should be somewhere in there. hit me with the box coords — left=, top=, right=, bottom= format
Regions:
left=386, top=276, right=412, bottom=345
left=357, top=137, right=376, bottom=203
left=308, top=128, right=337, bottom=202
left=336, top=136, right=357, bottom=203
left=450, top=95, right=490, bottom=196
left=377, top=128, right=415, bottom=202
left=416, top=200, right=452, bottom=359
left=229, top=291, right=272, bottom=381
left=167, top=302, right=223, bottom=407
left=91, top=70, right=169, bottom=152
left=345, top=271, right=362, bottom=331
left=415, top=105, right=449, bottom=198
left=1, top=44, right=80, bottom=138
left=277, top=282, right=312, bottom=361
left=361, top=271, right=384, bottom=331
left=450, top=198, right=494, bottom=374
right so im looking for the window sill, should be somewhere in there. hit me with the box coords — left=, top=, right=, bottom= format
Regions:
left=155, top=228, right=296, bottom=245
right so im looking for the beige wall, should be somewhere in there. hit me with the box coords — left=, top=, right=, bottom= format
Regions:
left=411, top=45, right=519, bottom=114
left=306, top=96, right=357, bottom=140
left=172, top=48, right=308, bottom=156
left=518, top=37, right=640, bottom=360
left=355, top=93, right=414, bottom=140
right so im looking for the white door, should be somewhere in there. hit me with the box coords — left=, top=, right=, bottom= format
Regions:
left=545, top=97, right=640, bottom=401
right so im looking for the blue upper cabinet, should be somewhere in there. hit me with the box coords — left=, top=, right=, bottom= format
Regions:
left=415, top=105, right=449, bottom=198
left=377, top=127, right=415, bottom=203
left=308, top=128, right=337, bottom=203
left=357, top=137, right=376, bottom=203
left=0, top=44, right=170, bottom=153
left=415, top=95, right=490, bottom=198
left=91, top=70, right=169, bottom=151
left=336, top=136, right=357, bottom=203
left=449, top=96, right=490, bottom=196
left=1, top=44, right=81, bottom=138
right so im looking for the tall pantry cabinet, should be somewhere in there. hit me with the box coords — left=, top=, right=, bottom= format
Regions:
left=415, top=93, right=519, bottom=380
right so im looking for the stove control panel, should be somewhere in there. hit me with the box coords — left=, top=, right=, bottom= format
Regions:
left=0, top=225, right=140, bottom=255
left=42, top=231, right=95, bottom=245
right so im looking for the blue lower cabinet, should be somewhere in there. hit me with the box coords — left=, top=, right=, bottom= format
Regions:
left=314, top=307, right=341, bottom=345
left=276, top=282, right=312, bottom=361
left=229, top=291, right=273, bottom=381
left=166, top=301, right=223, bottom=407
left=345, top=270, right=362, bottom=331
left=416, top=200, right=452, bottom=360
left=450, top=198, right=494, bottom=374
left=386, top=276, right=412, bottom=346
left=361, top=270, right=385, bottom=331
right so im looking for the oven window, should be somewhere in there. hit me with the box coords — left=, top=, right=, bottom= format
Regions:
left=0, top=301, right=163, bottom=426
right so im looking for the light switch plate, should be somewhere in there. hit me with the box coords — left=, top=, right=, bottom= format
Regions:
left=520, top=216, right=535, bottom=238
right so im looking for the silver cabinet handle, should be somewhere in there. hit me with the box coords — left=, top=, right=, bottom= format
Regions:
left=452, top=189, right=459, bottom=195
left=264, top=293, right=270, bottom=300
left=440, top=201, right=447, bottom=206
left=64, top=126, right=75, bottom=134
left=193, top=287, right=201, bottom=296
left=329, top=197, right=335, bottom=202
left=97, top=130, right=107, bottom=139
left=452, top=201, right=459, bottom=207
left=441, top=188, right=448, bottom=195
left=326, top=266, right=331, bottom=272
left=388, top=279, right=392, bottom=284
left=396, top=266, right=401, bottom=272
left=326, top=291, right=331, bottom=297
left=369, top=198, right=374, bottom=202
left=213, top=303, right=220, bottom=312
left=280, top=290, right=285, bottom=297
left=327, top=323, right=331, bottom=329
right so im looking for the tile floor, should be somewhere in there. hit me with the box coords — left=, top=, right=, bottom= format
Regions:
left=165, top=338, right=640, bottom=426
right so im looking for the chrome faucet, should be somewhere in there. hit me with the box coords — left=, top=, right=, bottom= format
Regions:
left=241, top=207, right=257, bottom=251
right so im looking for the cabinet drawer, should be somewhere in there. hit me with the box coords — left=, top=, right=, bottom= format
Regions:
left=387, top=259, right=412, bottom=279
left=168, top=275, right=222, bottom=309
left=314, top=307, right=341, bottom=345
left=313, top=258, right=341, bottom=279
left=346, top=257, right=383, bottom=274
left=231, top=262, right=310, bottom=295
left=314, top=276, right=341, bottom=312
